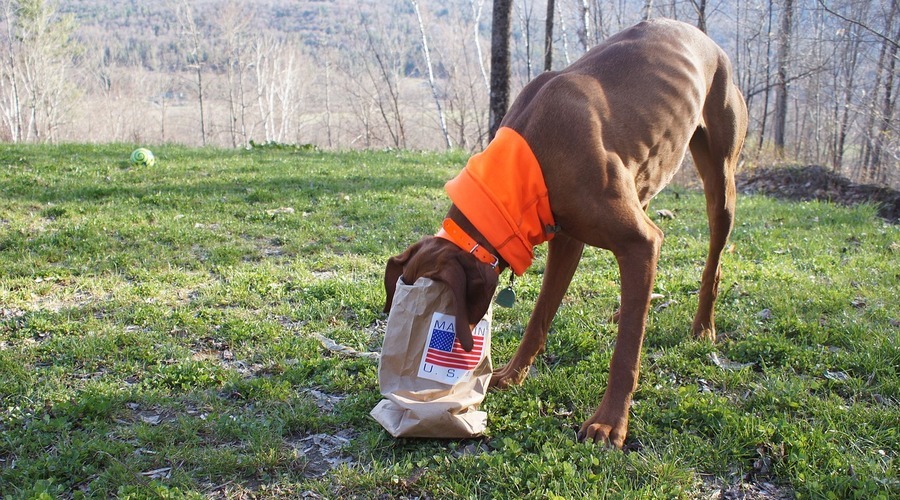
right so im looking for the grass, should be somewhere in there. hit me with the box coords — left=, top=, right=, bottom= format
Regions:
left=0, top=143, right=897, bottom=499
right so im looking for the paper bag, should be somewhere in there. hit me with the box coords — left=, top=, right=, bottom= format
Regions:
left=371, top=276, right=492, bottom=438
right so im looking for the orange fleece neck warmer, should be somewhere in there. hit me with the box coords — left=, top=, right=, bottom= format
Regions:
left=445, top=127, right=556, bottom=276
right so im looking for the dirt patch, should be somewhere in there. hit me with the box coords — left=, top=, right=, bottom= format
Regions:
left=737, top=165, right=899, bottom=223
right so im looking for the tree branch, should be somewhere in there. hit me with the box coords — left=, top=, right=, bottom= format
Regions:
left=817, top=0, right=899, bottom=51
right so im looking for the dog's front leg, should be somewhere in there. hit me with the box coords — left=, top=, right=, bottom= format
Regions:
left=579, top=219, right=662, bottom=449
left=491, top=233, right=584, bottom=389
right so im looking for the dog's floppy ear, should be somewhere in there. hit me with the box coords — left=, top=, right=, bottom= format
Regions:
left=432, top=252, right=499, bottom=352
left=383, top=238, right=427, bottom=313
left=384, top=237, right=498, bottom=352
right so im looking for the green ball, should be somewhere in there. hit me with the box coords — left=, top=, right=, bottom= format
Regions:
left=130, top=148, right=156, bottom=167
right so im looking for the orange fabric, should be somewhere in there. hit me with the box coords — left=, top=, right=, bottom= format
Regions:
left=445, top=127, right=556, bottom=276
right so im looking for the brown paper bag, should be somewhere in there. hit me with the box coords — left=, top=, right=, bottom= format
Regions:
left=371, top=276, right=492, bottom=438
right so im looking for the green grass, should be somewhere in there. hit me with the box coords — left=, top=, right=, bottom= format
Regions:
left=0, top=143, right=897, bottom=499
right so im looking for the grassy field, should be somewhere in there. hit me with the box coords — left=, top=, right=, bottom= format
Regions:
left=0, top=144, right=897, bottom=499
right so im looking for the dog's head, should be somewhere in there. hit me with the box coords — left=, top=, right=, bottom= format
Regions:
left=384, top=237, right=499, bottom=351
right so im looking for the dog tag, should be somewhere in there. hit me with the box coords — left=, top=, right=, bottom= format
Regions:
left=495, top=287, right=516, bottom=308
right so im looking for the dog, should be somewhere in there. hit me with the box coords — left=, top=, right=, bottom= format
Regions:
left=383, top=19, right=748, bottom=449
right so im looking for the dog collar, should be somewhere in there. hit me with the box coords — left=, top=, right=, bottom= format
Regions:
left=436, top=218, right=501, bottom=273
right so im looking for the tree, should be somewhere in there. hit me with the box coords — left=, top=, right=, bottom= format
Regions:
left=773, top=0, right=794, bottom=157
left=690, top=0, right=708, bottom=33
left=251, top=36, right=309, bottom=145
left=868, top=0, right=898, bottom=183
left=0, top=0, right=79, bottom=143
left=214, top=1, right=254, bottom=148
left=544, top=0, right=555, bottom=71
left=489, top=0, right=513, bottom=141
left=0, top=0, right=23, bottom=141
left=410, top=0, right=452, bottom=149
left=469, top=0, right=490, bottom=93
left=174, top=0, right=208, bottom=146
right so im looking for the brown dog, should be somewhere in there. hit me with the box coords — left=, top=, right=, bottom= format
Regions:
left=384, top=19, right=747, bottom=449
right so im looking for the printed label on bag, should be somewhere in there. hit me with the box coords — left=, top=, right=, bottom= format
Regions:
left=417, top=312, right=488, bottom=385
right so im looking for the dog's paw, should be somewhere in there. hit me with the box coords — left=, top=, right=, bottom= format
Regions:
left=577, top=419, right=628, bottom=450
left=691, top=322, right=716, bottom=342
left=489, top=363, right=530, bottom=389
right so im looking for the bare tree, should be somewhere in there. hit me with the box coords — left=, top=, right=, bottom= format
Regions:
left=773, top=0, right=794, bottom=157
left=579, top=0, right=593, bottom=51
left=0, top=0, right=79, bottom=143
left=470, top=0, right=490, bottom=92
left=174, top=0, right=208, bottom=146
left=829, top=2, right=868, bottom=173
left=489, top=0, right=513, bottom=140
left=215, top=1, right=254, bottom=148
left=0, top=0, right=23, bottom=142
left=689, top=0, right=708, bottom=33
left=363, top=21, right=408, bottom=149
left=516, top=0, right=536, bottom=81
left=251, top=35, right=309, bottom=145
left=558, top=5, right=572, bottom=65
left=755, top=0, right=776, bottom=156
left=642, top=0, right=654, bottom=21
left=440, top=4, right=490, bottom=150
left=410, top=0, right=452, bottom=149
left=545, top=0, right=556, bottom=71
left=868, top=0, right=899, bottom=183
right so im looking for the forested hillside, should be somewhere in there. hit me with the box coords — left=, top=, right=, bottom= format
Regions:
left=1, top=0, right=897, bottom=186
left=61, top=0, right=354, bottom=70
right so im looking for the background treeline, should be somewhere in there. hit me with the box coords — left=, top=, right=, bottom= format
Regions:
left=1, top=0, right=897, bottom=186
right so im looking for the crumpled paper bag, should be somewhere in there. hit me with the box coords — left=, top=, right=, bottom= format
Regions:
left=371, top=276, right=492, bottom=438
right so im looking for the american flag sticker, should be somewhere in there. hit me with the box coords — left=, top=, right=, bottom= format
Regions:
left=417, top=312, right=489, bottom=385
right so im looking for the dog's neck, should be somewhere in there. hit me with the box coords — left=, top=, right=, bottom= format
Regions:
left=441, top=127, right=557, bottom=276
left=443, top=206, right=509, bottom=272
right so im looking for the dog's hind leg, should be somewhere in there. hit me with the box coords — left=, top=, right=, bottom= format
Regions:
left=688, top=63, right=748, bottom=341
left=491, top=232, right=584, bottom=389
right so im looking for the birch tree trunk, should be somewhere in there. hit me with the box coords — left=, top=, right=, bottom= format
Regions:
left=470, top=0, right=490, bottom=93
left=643, top=0, right=654, bottom=21
left=410, top=0, right=452, bottom=149
left=0, top=0, right=22, bottom=142
left=579, top=0, right=592, bottom=51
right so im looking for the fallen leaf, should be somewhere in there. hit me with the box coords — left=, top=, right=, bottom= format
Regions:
left=709, top=352, right=755, bottom=371
left=654, top=300, right=677, bottom=312
left=824, top=370, right=850, bottom=381
left=140, top=414, right=161, bottom=425
left=266, top=207, right=295, bottom=216
left=141, top=467, right=171, bottom=479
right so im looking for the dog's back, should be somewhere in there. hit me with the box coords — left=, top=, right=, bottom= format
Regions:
left=503, top=19, right=742, bottom=207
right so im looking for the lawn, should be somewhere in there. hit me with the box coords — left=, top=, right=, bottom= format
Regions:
left=0, top=143, right=896, bottom=498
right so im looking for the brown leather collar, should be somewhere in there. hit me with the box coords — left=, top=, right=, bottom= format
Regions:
left=435, top=218, right=501, bottom=273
